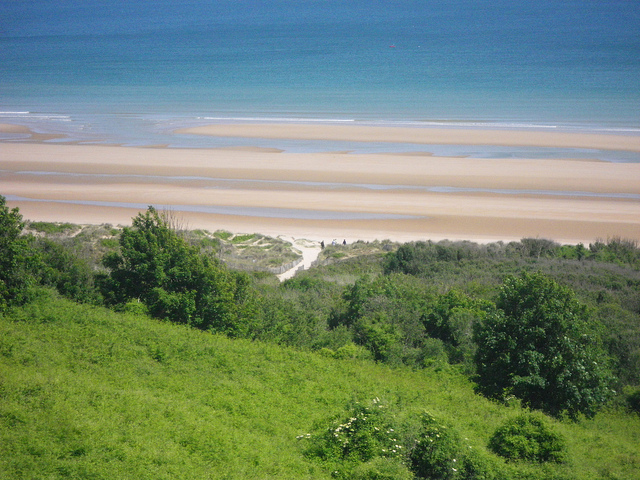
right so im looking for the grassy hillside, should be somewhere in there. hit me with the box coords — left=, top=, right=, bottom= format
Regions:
left=1, top=290, right=639, bottom=479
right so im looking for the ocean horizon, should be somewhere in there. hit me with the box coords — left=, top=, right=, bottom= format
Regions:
left=1, top=0, right=639, bottom=160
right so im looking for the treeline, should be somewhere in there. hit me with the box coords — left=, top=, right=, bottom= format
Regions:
left=2, top=195, right=639, bottom=420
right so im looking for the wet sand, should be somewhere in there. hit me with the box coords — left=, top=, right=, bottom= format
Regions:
left=1, top=124, right=639, bottom=244
left=178, top=123, right=640, bottom=152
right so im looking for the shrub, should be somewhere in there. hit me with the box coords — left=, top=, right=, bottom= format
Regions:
left=409, top=412, right=492, bottom=480
left=488, top=413, right=566, bottom=463
left=303, top=399, right=402, bottom=464
left=626, top=386, right=640, bottom=415
left=28, top=221, right=77, bottom=235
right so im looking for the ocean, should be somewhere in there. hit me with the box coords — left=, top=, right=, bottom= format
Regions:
left=1, top=0, right=639, bottom=159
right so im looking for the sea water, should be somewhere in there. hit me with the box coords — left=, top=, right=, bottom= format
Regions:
left=1, top=0, right=639, bottom=159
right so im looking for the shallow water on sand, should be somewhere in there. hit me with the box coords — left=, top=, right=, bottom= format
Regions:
left=1, top=1, right=638, bottom=160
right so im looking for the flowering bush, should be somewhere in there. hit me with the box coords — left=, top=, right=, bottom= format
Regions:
left=300, top=398, right=403, bottom=463
left=410, top=413, right=462, bottom=479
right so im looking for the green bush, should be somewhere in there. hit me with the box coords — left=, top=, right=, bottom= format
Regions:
left=488, top=413, right=566, bottom=463
left=35, top=238, right=102, bottom=304
left=409, top=412, right=491, bottom=480
left=626, top=386, right=640, bottom=415
left=304, top=399, right=402, bottom=464
left=28, top=221, right=77, bottom=235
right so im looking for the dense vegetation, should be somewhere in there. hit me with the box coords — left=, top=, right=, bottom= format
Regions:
left=2, top=195, right=640, bottom=478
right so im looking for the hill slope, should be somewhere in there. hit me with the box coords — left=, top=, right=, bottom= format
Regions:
left=1, top=291, right=639, bottom=479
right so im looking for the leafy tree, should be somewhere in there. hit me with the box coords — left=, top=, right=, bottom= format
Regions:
left=101, top=207, right=255, bottom=335
left=36, top=238, right=102, bottom=304
left=422, top=289, right=493, bottom=364
left=329, top=275, right=436, bottom=366
left=474, top=271, right=615, bottom=418
left=353, top=313, right=403, bottom=364
left=0, top=196, right=37, bottom=310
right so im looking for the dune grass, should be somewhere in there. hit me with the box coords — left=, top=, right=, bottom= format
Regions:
left=1, top=290, right=639, bottom=479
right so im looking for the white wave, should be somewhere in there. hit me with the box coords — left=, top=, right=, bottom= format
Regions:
left=0, top=112, right=71, bottom=121
left=199, top=116, right=356, bottom=123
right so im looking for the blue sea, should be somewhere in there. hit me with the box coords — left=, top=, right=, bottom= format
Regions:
left=1, top=0, right=639, bottom=159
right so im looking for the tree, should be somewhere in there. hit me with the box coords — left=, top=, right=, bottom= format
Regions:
left=0, top=196, right=36, bottom=310
left=474, top=271, right=615, bottom=418
left=422, top=289, right=493, bottom=364
left=101, top=207, right=255, bottom=335
left=36, top=238, right=102, bottom=304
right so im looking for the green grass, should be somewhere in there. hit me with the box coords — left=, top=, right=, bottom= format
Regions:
left=1, top=290, right=639, bottom=479
left=231, top=233, right=256, bottom=243
left=214, top=230, right=234, bottom=241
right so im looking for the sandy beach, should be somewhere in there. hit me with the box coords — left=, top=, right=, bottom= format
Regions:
left=1, top=123, right=639, bottom=245
left=178, top=124, right=640, bottom=152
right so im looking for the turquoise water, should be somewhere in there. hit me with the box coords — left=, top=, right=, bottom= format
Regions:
left=1, top=0, right=639, bottom=157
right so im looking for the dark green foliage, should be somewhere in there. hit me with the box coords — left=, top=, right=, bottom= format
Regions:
left=488, top=413, right=567, bottom=463
left=422, top=290, right=494, bottom=365
left=100, top=207, right=255, bottom=334
left=627, top=387, right=640, bottom=415
left=0, top=195, right=37, bottom=310
left=386, top=238, right=640, bottom=280
left=329, top=274, right=438, bottom=367
left=384, top=240, right=511, bottom=278
left=35, top=238, right=102, bottom=304
left=589, top=237, right=640, bottom=267
left=474, top=272, right=615, bottom=418
left=251, top=292, right=321, bottom=347
left=409, top=412, right=494, bottom=480
left=595, top=303, right=640, bottom=385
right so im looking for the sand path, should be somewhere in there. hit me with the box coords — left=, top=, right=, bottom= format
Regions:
left=277, top=238, right=322, bottom=281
